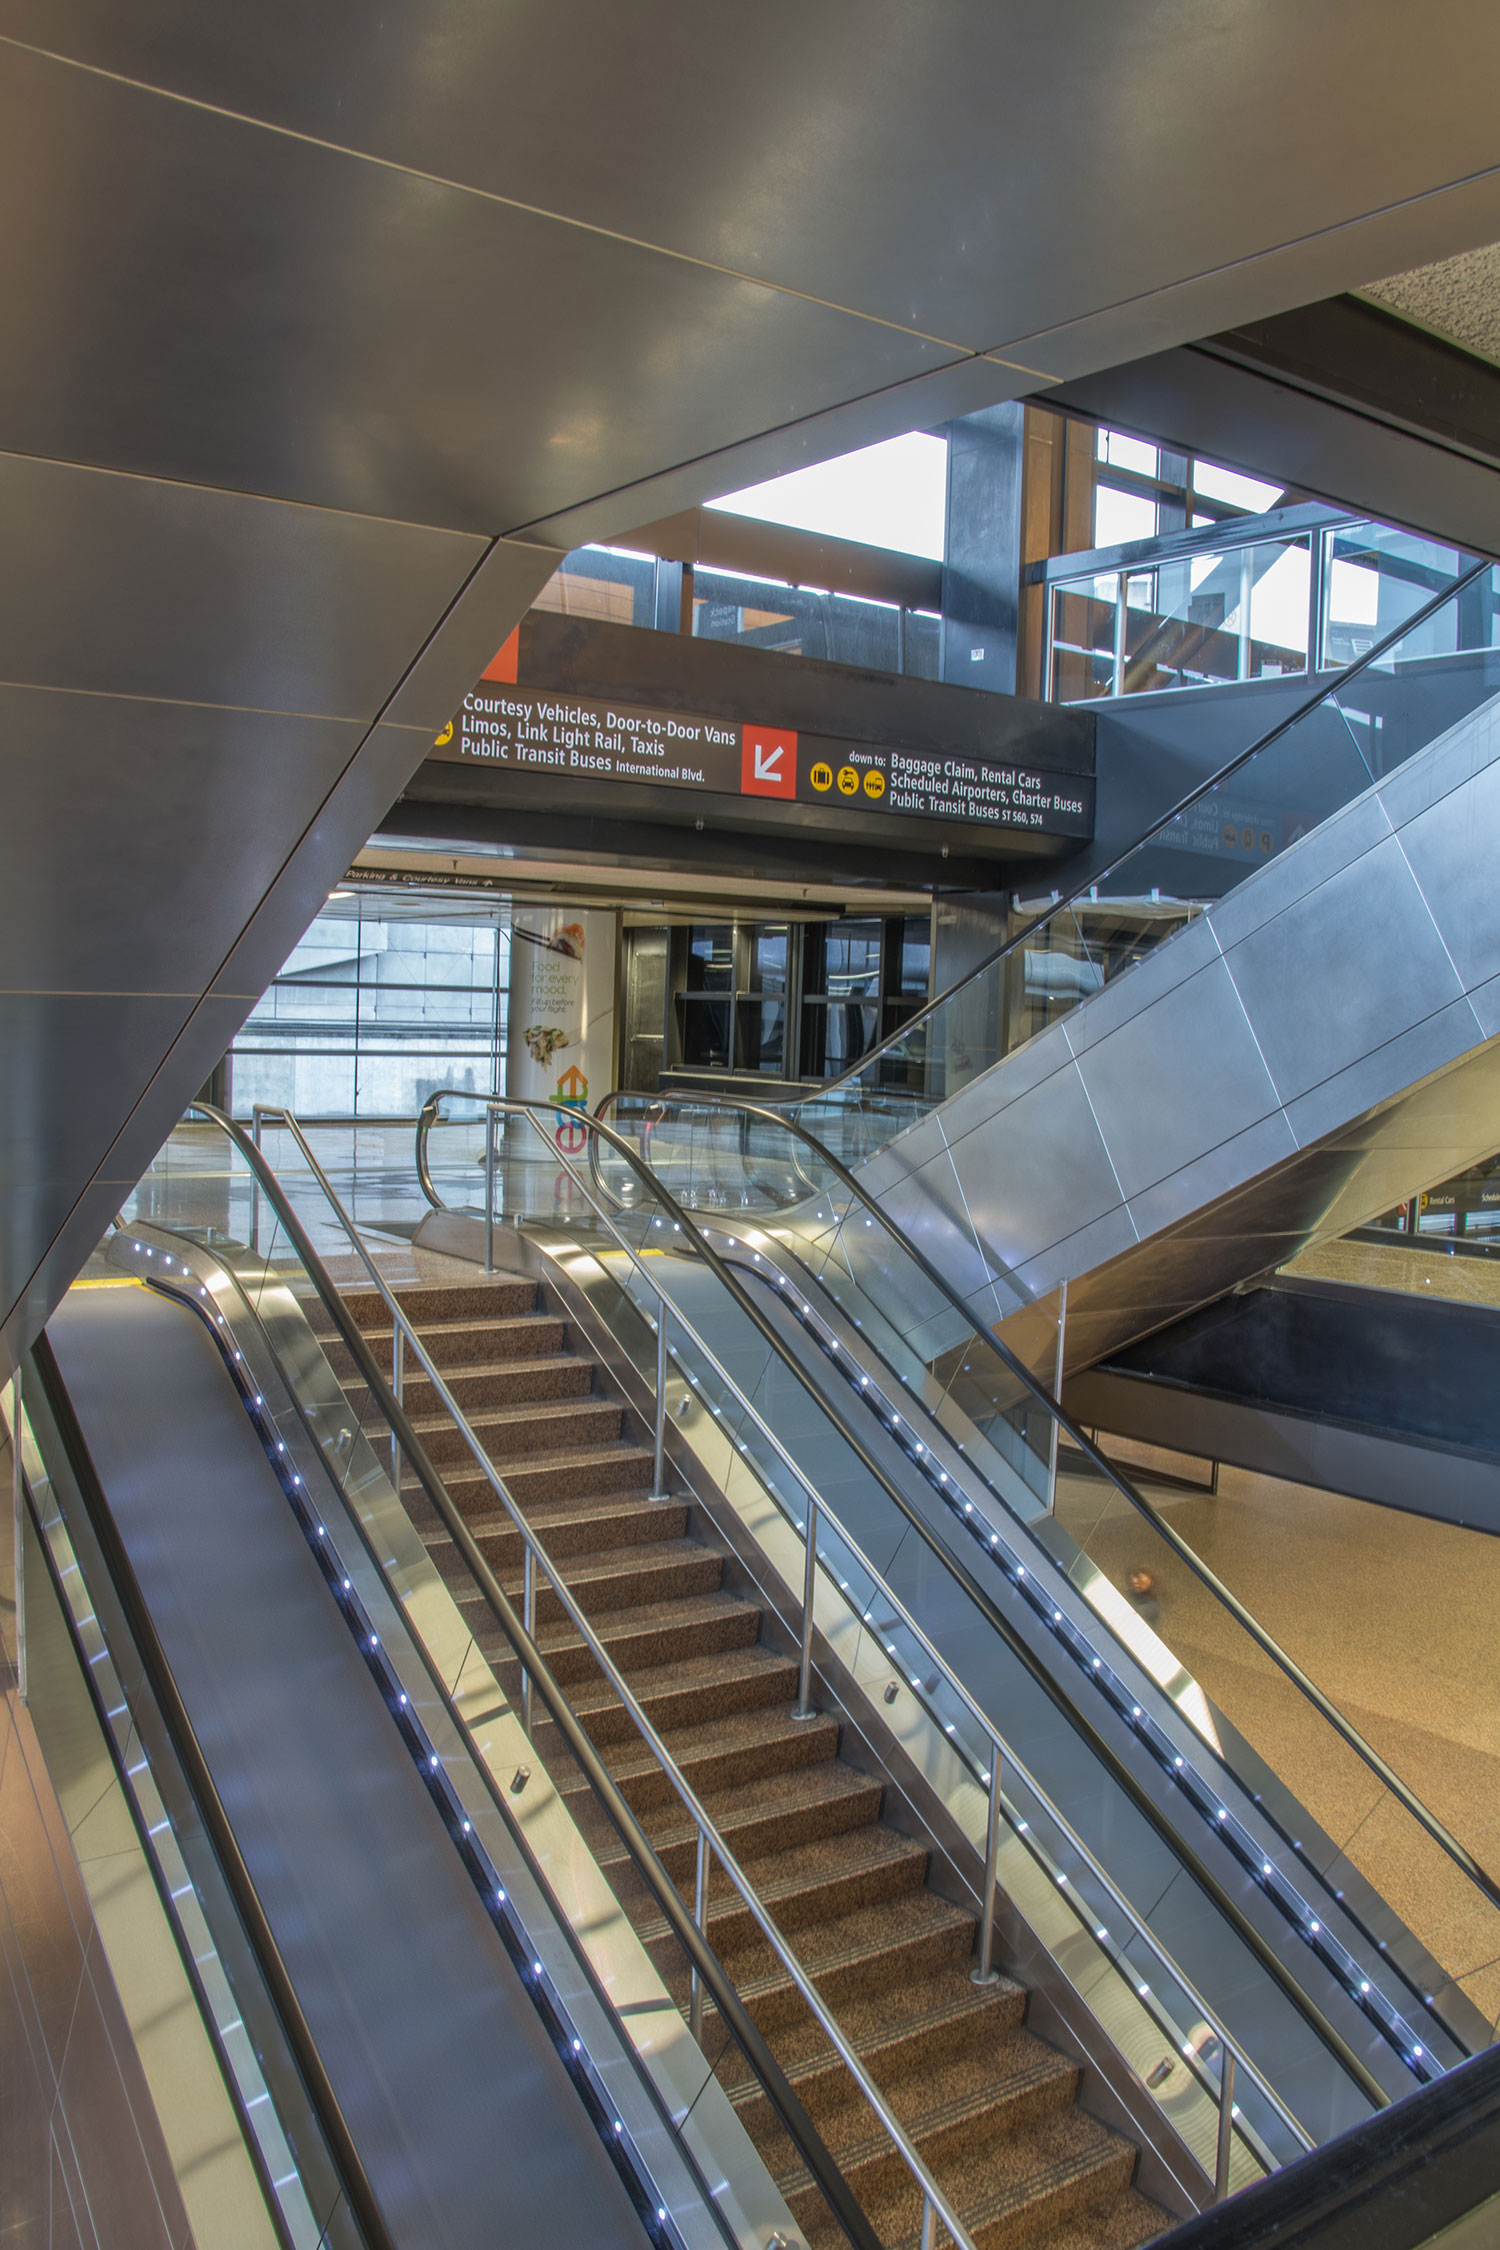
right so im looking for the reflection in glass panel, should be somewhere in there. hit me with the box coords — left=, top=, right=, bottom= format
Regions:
left=532, top=543, right=656, bottom=626
left=686, top=925, right=734, bottom=992
left=819, top=921, right=883, bottom=997
left=739, top=997, right=786, bottom=1075
left=678, top=995, right=732, bottom=1069
left=897, top=919, right=931, bottom=997
left=1322, top=523, right=1468, bottom=667
left=749, top=925, right=789, bottom=993
left=804, top=999, right=879, bottom=1076
left=1050, top=574, right=1118, bottom=704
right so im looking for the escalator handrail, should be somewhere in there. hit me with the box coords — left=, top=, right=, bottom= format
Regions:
left=416, top=1088, right=1392, bottom=2113
left=805, top=554, right=1493, bottom=1105
left=1149, top=2039, right=1500, bottom=2250
left=30, top=1331, right=399, bottom=2250
left=183, top=1103, right=885, bottom=2250
left=590, top=1088, right=1500, bottom=1923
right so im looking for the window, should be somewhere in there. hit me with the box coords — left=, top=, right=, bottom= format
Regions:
left=232, top=891, right=506, bottom=1118
left=1094, top=483, right=1158, bottom=548
left=1096, top=429, right=1158, bottom=477
left=709, top=431, right=947, bottom=561
left=664, top=916, right=930, bottom=1084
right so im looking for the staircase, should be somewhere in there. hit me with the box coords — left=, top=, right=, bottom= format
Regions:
left=330, top=1271, right=1164, bottom=2250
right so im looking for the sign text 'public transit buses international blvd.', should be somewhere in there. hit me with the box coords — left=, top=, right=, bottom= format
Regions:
left=428, top=633, right=1092, bottom=843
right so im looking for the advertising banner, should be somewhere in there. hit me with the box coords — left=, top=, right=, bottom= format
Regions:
left=504, top=907, right=617, bottom=1153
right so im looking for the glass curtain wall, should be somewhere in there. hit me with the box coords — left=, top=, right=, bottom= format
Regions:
left=231, top=889, right=507, bottom=1119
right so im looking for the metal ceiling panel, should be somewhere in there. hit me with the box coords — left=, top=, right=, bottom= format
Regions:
left=0, top=450, right=485, bottom=716
left=10, top=1, right=1500, bottom=359
left=0, top=686, right=364, bottom=994
left=0, top=986, right=208, bottom=1311
left=0, top=41, right=958, bottom=533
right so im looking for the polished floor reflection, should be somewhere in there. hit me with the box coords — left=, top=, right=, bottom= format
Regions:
left=1061, top=1448, right=1500, bottom=2026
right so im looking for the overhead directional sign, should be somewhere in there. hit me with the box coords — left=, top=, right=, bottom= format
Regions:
left=430, top=672, right=1093, bottom=842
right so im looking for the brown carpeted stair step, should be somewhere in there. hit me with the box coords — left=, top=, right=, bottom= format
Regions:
left=709, top=1888, right=977, bottom=2031
left=343, top=1278, right=538, bottom=1326
left=766, top=2026, right=1079, bottom=2208
left=326, top=1310, right=568, bottom=1376
left=551, top=1704, right=842, bottom=1815
left=439, top=1441, right=654, bottom=1508
left=713, top=1956, right=1029, bottom=2103
left=396, top=1395, right=624, bottom=1466
left=1035, top=2189, right=1166, bottom=2249
left=440, top=1492, right=688, bottom=1572
left=787, top=2105, right=1138, bottom=2250
left=498, top=1535, right=723, bottom=1621
left=628, top=1823, right=930, bottom=1953
left=587, top=1758, right=886, bottom=1886
left=521, top=1589, right=763, bottom=1684
left=397, top=1354, right=594, bottom=1414
left=559, top=1642, right=801, bottom=1744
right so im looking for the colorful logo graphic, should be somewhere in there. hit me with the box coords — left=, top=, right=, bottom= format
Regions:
left=810, top=761, right=833, bottom=792
left=862, top=769, right=886, bottom=799
left=554, top=1061, right=589, bottom=1153
left=837, top=766, right=859, bottom=796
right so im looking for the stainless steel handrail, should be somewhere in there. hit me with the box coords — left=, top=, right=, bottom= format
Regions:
left=247, top=1102, right=971, bottom=2250
left=591, top=1089, right=1500, bottom=1925
left=415, top=1089, right=1394, bottom=2121
left=798, top=556, right=1492, bottom=1105
left=177, top=1104, right=881, bottom=2250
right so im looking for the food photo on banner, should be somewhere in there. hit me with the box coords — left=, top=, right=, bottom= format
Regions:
left=503, top=908, right=618, bottom=1156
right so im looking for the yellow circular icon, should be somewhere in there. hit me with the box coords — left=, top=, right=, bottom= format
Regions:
left=862, top=769, right=886, bottom=799
left=837, top=766, right=859, bottom=795
left=810, top=761, right=833, bottom=792
left=433, top=720, right=454, bottom=747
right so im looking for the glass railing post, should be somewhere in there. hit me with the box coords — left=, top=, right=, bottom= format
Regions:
left=793, top=1498, right=819, bottom=1721
left=689, top=1824, right=710, bottom=2047
left=1044, top=1278, right=1067, bottom=1516
left=1238, top=548, right=1253, bottom=680
left=521, top=1548, right=535, bottom=1739
left=972, top=1743, right=1003, bottom=1986
left=10, top=1370, right=26, bottom=1703
left=648, top=1300, right=670, bottom=1503
left=483, top=1110, right=496, bottom=1273
left=390, top=1322, right=402, bottom=1489
left=1112, top=575, right=1126, bottom=696
left=250, top=1108, right=262, bottom=1257
left=1215, top=2051, right=1237, bottom=2201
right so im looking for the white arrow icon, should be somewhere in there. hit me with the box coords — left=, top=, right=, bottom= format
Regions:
left=753, top=742, right=784, bottom=781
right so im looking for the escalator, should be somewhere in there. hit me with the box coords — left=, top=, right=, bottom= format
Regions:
left=15, top=1123, right=879, bottom=2250
left=36, top=1286, right=647, bottom=2250
left=761, top=533, right=1500, bottom=1383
